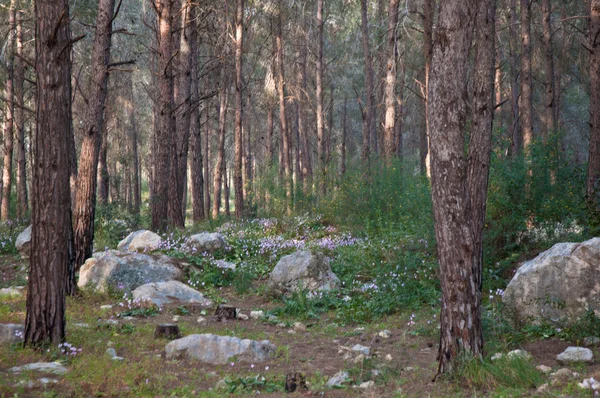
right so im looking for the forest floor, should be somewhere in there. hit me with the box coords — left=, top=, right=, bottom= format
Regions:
left=1, top=216, right=599, bottom=397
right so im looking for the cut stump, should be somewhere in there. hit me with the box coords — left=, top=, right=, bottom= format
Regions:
left=214, top=305, right=236, bottom=322
left=285, top=372, right=308, bottom=392
left=154, top=324, right=181, bottom=339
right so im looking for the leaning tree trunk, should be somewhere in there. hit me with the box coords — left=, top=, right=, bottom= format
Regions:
left=152, top=0, right=176, bottom=231
left=25, top=0, right=73, bottom=346
left=382, top=0, right=400, bottom=162
left=587, top=0, right=600, bottom=203
left=520, top=0, right=533, bottom=151
left=72, top=0, right=116, bottom=288
left=233, top=0, right=245, bottom=219
left=15, top=10, right=27, bottom=219
left=1, top=0, right=16, bottom=221
left=429, top=0, right=495, bottom=375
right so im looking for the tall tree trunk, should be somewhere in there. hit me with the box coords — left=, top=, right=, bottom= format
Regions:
left=98, top=122, right=109, bottom=204
left=509, top=0, right=521, bottom=157
left=204, top=96, right=212, bottom=218
left=326, top=84, right=334, bottom=165
left=429, top=0, right=495, bottom=375
left=169, top=0, right=196, bottom=227
left=25, top=0, right=73, bottom=346
left=297, top=14, right=312, bottom=187
left=244, top=90, right=253, bottom=200
left=340, top=96, right=347, bottom=176
left=541, top=0, right=557, bottom=138
left=395, top=61, right=405, bottom=157
left=234, top=0, right=245, bottom=219
left=421, top=0, right=433, bottom=175
left=15, top=10, right=27, bottom=219
left=128, top=76, right=141, bottom=215
left=383, top=0, right=400, bottom=161
left=520, top=0, right=533, bottom=150
left=73, top=0, right=116, bottom=283
left=276, top=1, right=292, bottom=213
left=224, top=161, right=230, bottom=216
left=360, top=0, right=375, bottom=161
left=587, top=0, right=600, bottom=202
left=152, top=0, right=176, bottom=231
left=191, top=18, right=205, bottom=223
left=1, top=0, right=16, bottom=221
left=213, top=80, right=228, bottom=219
left=316, top=0, right=326, bottom=195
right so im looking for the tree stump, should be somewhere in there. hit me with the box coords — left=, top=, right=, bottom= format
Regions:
left=214, top=305, right=237, bottom=322
left=285, top=372, right=308, bottom=393
left=154, top=324, right=180, bottom=339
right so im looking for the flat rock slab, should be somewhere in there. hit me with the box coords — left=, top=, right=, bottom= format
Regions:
left=117, top=230, right=163, bottom=252
left=556, top=347, right=593, bottom=364
left=10, top=362, right=68, bottom=375
left=165, top=334, right=276, bottom=365
left=78, top=250, right=182, bottom=292
left=0, top=286, right=25, bottom=297
left=186, top=233, right=226, bottom=253
left=0, top=324, right=24, bottom=344
left=132, top=280, right=212, bottom=307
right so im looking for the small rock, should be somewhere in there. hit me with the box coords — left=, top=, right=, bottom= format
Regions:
left=112, top=356, right=125, bottom=361
left=105, top=348, right=117, bottom=358
left=578, top=377, right=600, bottom=390
left=73, top=323, right=90, bottom=328
left=100, top=305, right=113, bottom=310
left=536, top=383, right=550, bottom=394
left=172, top=316, right=180, bottom=323
left=250, top=311, right=265, bottom=319
left=351, top=344, right=370, bottom=356
left=293, top=322, right=306, bottom=332
left=10, top=362, right=68, bottom=375
left=372, top=369, right=381, bottom=377
left=333, top=339, right=340, bottom=344
left=354, top=327, right=365, bottom=333
left=550, top=368, right=577, bottom=382
left=537, top=365, right=552, bottom=374
left=584, top=336, right=600, bottom=346
left=353, top=354, right=365, bottom=364
left=214, top=260, right=236, bottom=270
left=385, top=354, right=393, bottom=362
left=378, top=330, right=392, bottom=339
left=122, top=316, right=135, bottom=321
left=404, top=367, right=415, bottom=372
left=38, top=378, right=59, bottom=385
left=0, top=286, right=24, bottom=297
left=491, top=349, right=532, bottom=361
left=556, top=347, right=593, bottom=364
left=15, top=225, right=32, bottom=257
left=287, top=329, right=296, bottom=334
left=277, top=322, right=287, bottom=328
left=342, top=352, right=352, bottom=360
left=197, top=316, right=207, bottom=324
left=326, top=371, right=349, bottom=387
left=358, top=381, right=374, bottom=389
left=200, top=310, right=208, bottom=316
left=237, top=313, right=249, bottom=321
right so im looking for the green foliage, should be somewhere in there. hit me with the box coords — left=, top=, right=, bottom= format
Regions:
left=222, top=375, right=283, bottom=394
left=521, top=309, right=600, bottom=342
left=0, top=220, right=25, bottom=255
left=94, top=203, right=141, bottom=251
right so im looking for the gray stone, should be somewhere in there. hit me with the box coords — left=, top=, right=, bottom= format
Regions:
left=326, top=371, right=350, bottom=387
left=578, top=377, right=600, bottom=390
left=293, top=322, right=306, bottom=331
left=214, top=260, right=236, bottom=270
left=165, top=334, right=276, bottom=365
left=537, top=365, right=552, bottom=374
left=584, top=336, right=600, bottom=346
left=250, top=311, right=264, bottom=319
left=10, top=362, right=68, bottom=375
left=556, top=347, right=593, bottom=364
left=268, top=250, right=341, bottom=296
left=117, top=230, right=163, bottom=252
left=0, top=286, right=24, bottom=297
left=132, top=280, right=212, bottom=307
left=187, top=233, right=226, bottom=253
left=358, top=381, right=375, bottom=389
left=15, top=225, right=31, bottom=257
left=0, top=323, right=24, bottom=344
left=504, top=238, right=600, bottom=325
left=491, top=349, right=532, bottom=361
left=536, top=383, right=550, bottom=395
left=351, top=344, right=370, bottom=356
left=378, top=330, right=392, bottom=339
left=112, top=356, right=125, bottom=361
left=78, top=250, right=182, bottom=292
left=106, top=348, right=117, bottom=358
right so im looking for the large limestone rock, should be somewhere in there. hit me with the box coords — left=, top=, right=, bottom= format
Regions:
left=556, top=347, right=593, bottom=364
left=10, top=362, right=68, bottom=375
left=268, top=250, right=340, bottom=296
left=503, top=238, right=600, bottom=324
left=186, top=233, right=226, bottom=253
left=0, top=324, right=24, bottom=344
left=15, top=225, right=31, bottom=257
left=78, top=250, right=182, bottom=292
left=165, top=334, right=276, bottom=365
left=132, top=281, right=212, bottom=307
left=117, top=230, right=162, bottom=252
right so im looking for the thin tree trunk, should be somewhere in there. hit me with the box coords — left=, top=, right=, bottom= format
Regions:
left=421, top=0, right=433, bottom=175
left=316, top=0, right=326, bottom=195
left=152, top=0, right=176, bottom=231
left=340, top=96, right=347, bottom=176
left=520, top=0, right=533, bottom=150
left=73, top=0, right=116, bottom=282
left=191, top=18, right=205, bottom=223
left=25, top=0, right=73, bottom=346
left=509, top=0, right=521, bottom=157
left=212, top=81, right=228, bottom=219
left=234, top=0, right=244, bottom=219
left=224, top=161, right=230, bottom=216
left=297, top=15, right=312, bottom=186
left=395, top=61, right=405, bottom=157
left=15, top=10, right=27, bottom=219
left=542, top=0, right=557, bottom=138
left=383, top=0, right=400, bottom=161
left=587, top=0, right=600, bottom=201
left=1, top=0, right=16, bottom=221
left=129, top=76, right=141, bottom=215
left=98, top=121, right=110, bottom=204
left=360, top=0, right=375, bottom=161
left=204, top=96, right=212, bottom=218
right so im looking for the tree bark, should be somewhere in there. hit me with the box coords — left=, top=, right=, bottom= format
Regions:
left=1, top=0, right=16, bottom=221
left=316, top=0, right=326, bottom=195
left=340, top=96, right=347, bottom=176
left=15, top=10, right=27, bottom=219
left=520, top=0, right=533, bottom=150
left=234, top=0, right=245, bottom=219
left=542, top=0, right=557, bottom=138
left=587, top=0, right=600, bottom=202
left=509, top=0, right=521, bottom=157
left=25, top=0, right=73, bottom=346
left=212, top=78, right=228, bottom=219
left=383, top=0, right=400, bottom=162
left=191, top=16, right=205, bottom=223
left=421, top=0, right=433, bottom=175
left=152, top=0, right=176, bottom=231
left=73, top=0, right=116, bottom=280
left=429, top=0, right=495, bottom=375
left=360, top=0, right=375, bottom=161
